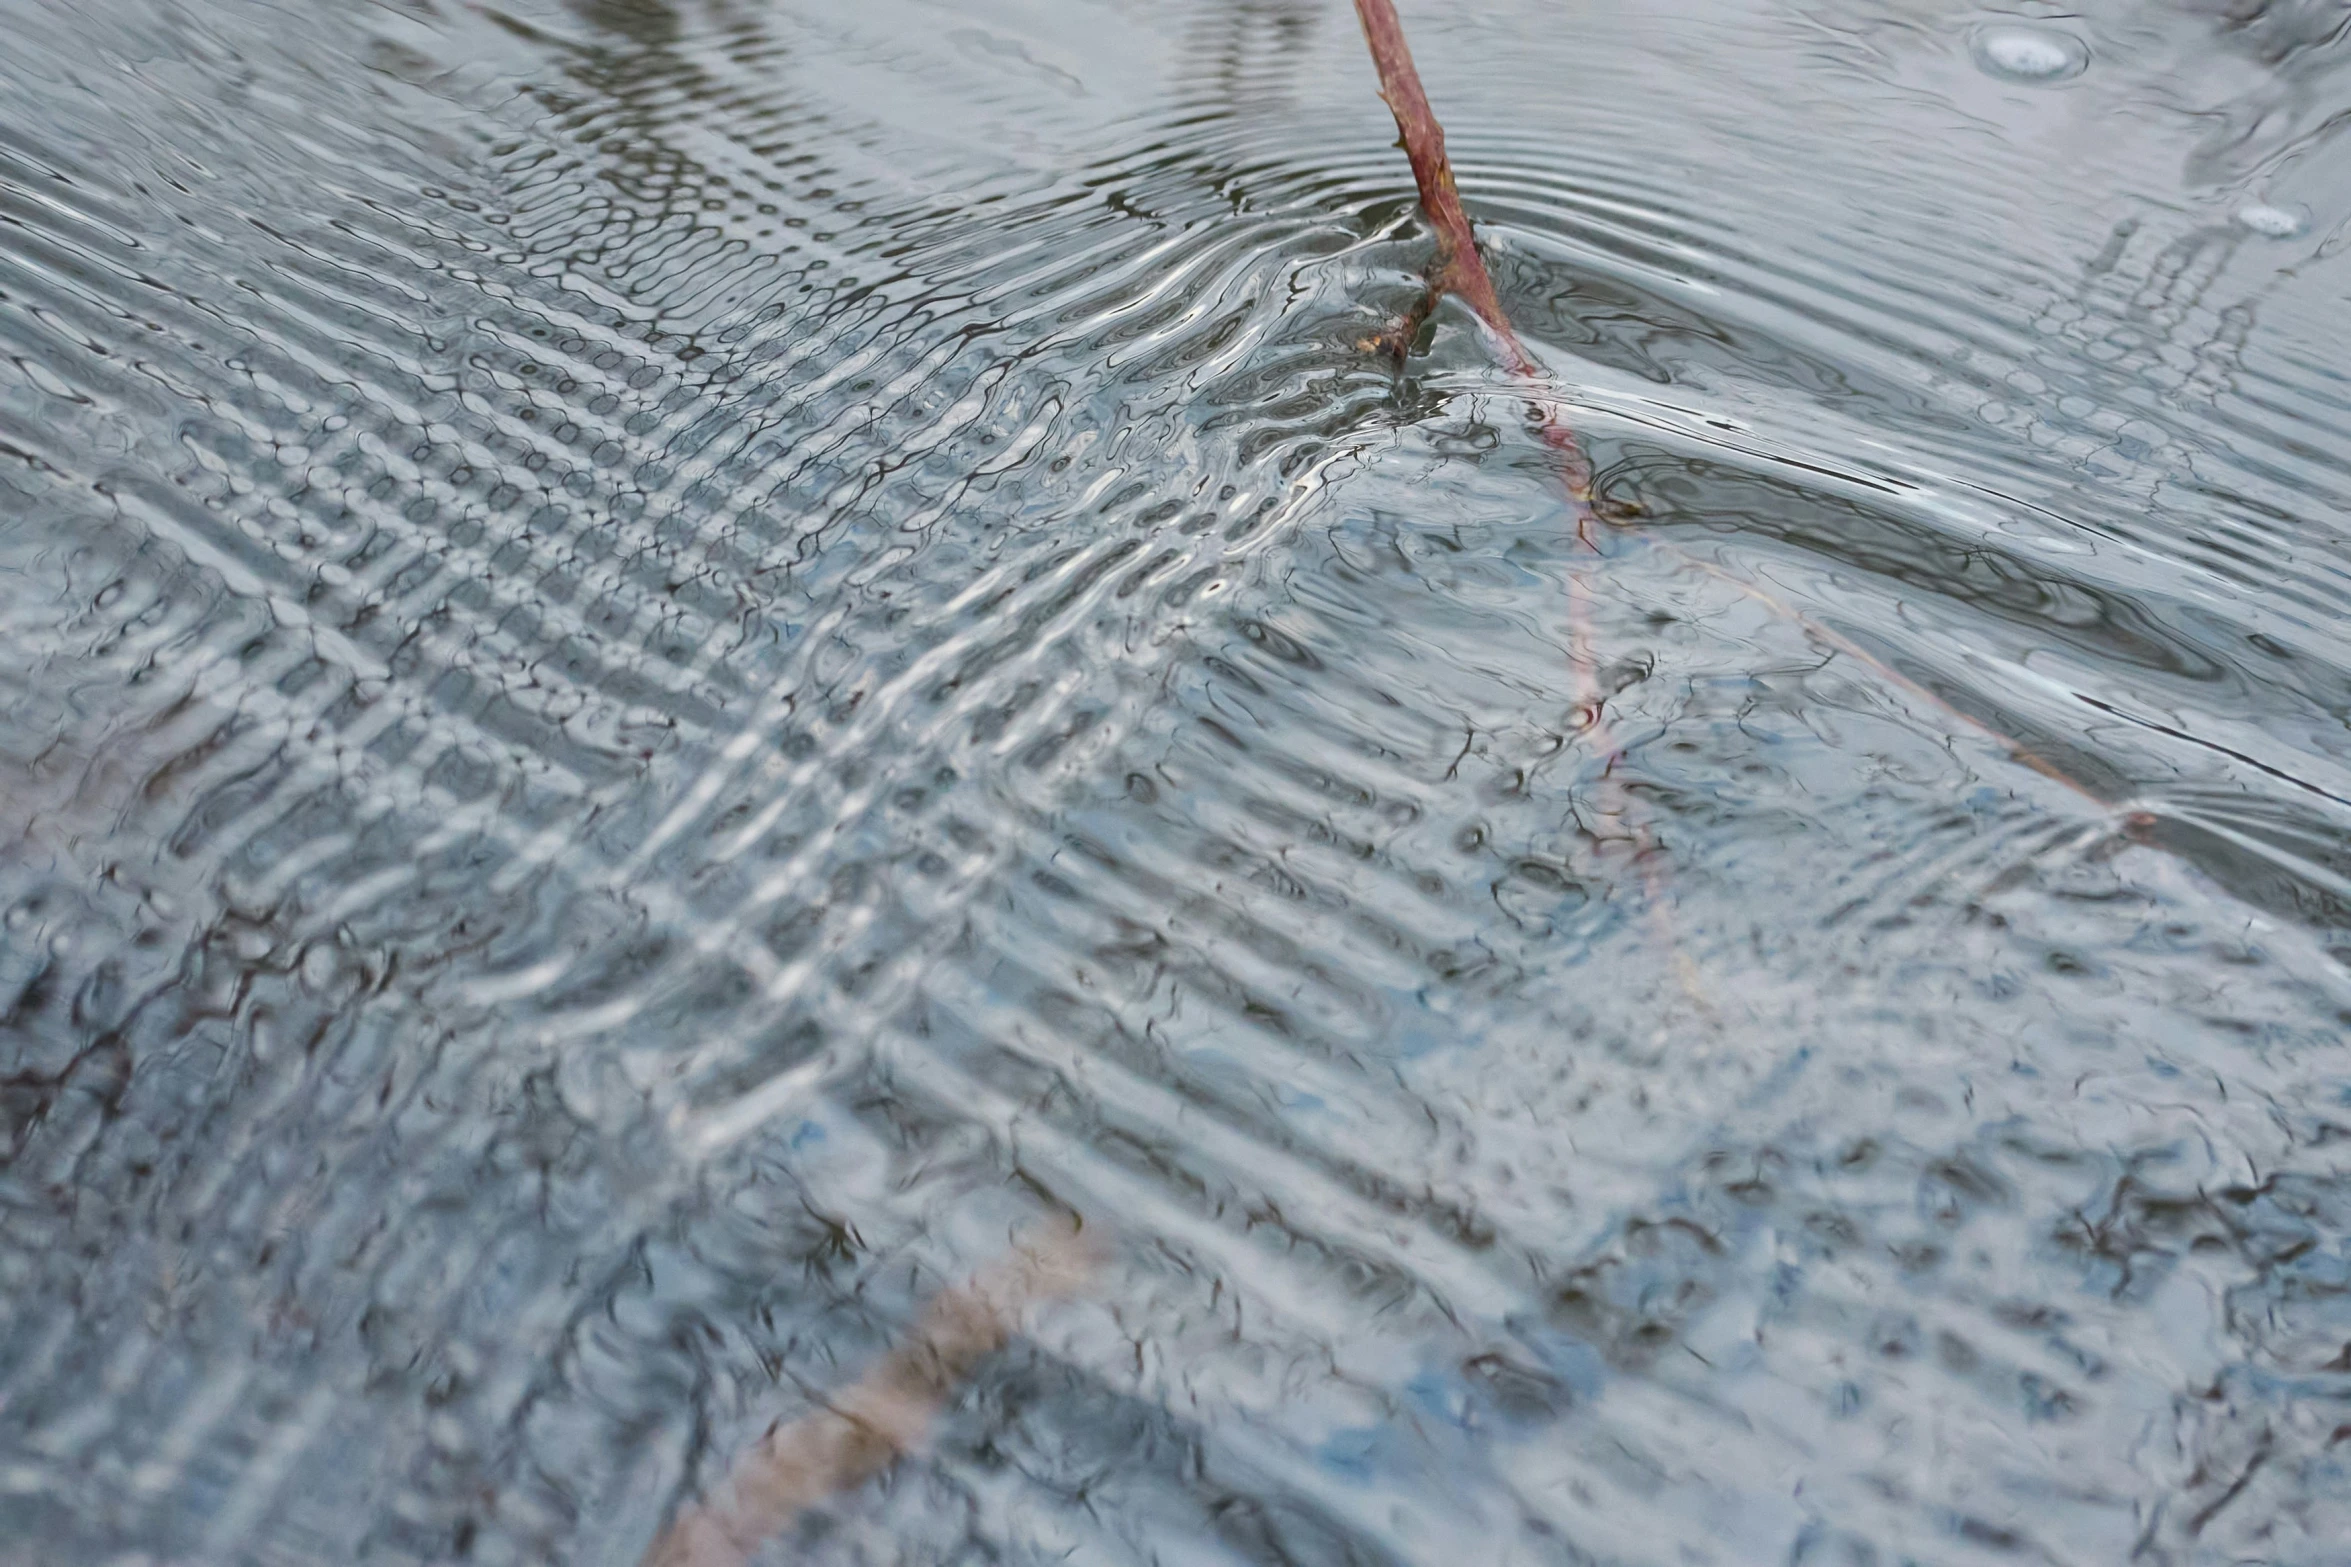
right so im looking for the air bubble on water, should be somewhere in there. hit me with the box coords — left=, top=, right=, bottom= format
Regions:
left=2236, top=203, right=2308, bottom=239
left=1972, top=26, right=2089, bottom=83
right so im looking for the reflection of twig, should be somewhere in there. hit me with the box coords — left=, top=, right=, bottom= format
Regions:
left=641, top=1221, right=1100, bottom=1567
left=1565, top=570, right=1709, bottom=1014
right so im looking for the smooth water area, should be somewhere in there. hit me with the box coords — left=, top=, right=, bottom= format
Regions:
left=3, top=1, right=2350, bottom=1562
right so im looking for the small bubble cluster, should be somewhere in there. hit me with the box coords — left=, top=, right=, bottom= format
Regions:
left=1971, top=25, right=2090, bottom=83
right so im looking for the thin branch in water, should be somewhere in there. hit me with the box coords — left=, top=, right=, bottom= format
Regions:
left=1349, top=0, right=1594, bottom=516
left=1660, top=537, right=2107, bottom=805
left=641, top=1220, right=1100, bottom=1567
left=1348, top=0, right=2104, bottom=830
left=1352, top=0, right=1687, bottom=1007
left=1349, top=0, right=1525, bottom=371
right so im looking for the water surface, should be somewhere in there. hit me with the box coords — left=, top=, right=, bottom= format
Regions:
left=4, top=1, right=2350, bottom=1562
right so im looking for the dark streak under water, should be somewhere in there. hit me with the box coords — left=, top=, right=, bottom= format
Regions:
left=3, top=1, right=2350, bottom=1562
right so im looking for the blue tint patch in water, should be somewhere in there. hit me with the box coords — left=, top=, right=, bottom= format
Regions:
left=1314, top=1426, right=1385, bottom=1483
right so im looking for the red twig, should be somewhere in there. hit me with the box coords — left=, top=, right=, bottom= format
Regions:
left=1350, top=0, right=1526, bottom=370
left=1351, top=0, right=1594, bottom=519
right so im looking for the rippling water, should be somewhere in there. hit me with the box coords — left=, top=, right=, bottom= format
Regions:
left=4, top=1, right=2351, bottom=1561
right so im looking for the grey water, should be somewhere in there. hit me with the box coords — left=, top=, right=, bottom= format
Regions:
left=2, top=1, right=2349, bottom=1562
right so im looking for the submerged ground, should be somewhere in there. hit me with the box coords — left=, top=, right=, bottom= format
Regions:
left=3, top=1, right=2349, bottom=1562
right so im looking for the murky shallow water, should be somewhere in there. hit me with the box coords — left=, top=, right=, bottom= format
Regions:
left=4, top=1, right=2350, bottom=1561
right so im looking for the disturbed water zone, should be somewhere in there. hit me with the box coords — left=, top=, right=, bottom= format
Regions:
left=3, top=0, right=2351, bottom=1563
